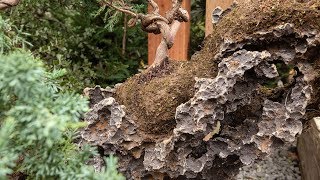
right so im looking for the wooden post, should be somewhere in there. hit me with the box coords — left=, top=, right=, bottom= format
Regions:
left=148, top=0, right=191, bottom=65
left=298, top=117, right=320, bottom=180
left=205, top=0, right=234, bottom=37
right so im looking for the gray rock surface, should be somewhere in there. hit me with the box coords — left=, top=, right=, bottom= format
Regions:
left=80, top=23, right=320, bottom=179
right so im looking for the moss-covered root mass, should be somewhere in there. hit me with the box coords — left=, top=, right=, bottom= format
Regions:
left=115, top=0, right=320, bottom=136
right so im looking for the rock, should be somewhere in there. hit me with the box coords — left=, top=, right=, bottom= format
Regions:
left=80, top=1, right=320, bottom=179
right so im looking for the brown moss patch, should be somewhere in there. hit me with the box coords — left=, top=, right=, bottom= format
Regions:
left=115, top=59, right=214, bottom=136
left=115, top=0, right=320, bottom=138
left=214, top=0, right=320, bottom=42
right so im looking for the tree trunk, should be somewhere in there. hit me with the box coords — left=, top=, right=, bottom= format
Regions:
left=0, top=0, right=20, bottom=10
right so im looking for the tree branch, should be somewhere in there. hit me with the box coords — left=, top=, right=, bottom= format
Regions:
left=122, top=14, right=127, bottom=56
left=148, top=0, right=159, bottom=14
left=0, top=0, right=20, bottom=10
left=151, top=19, right=181, bottom=68
left=101, top=0, right=137, bottom=17
left=103, top=0, right=189, bottom=69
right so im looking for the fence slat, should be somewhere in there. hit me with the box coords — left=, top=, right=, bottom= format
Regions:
left=205, top=0, right=234, bottom=37
left=148, top=0, right=191, bottom=65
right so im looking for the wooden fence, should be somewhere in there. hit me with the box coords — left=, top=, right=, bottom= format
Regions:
left=147, top=0, right=191, bottom=65
left=148, top=0, right=235, bottom=65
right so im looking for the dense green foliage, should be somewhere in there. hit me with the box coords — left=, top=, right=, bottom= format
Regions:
left=0, top=0, right=207, bottom=179
left=4, top=0, right=205, bottom=91
left=0, top=15, right=124, bottom=179
left=190, top=0, right=206, bottom=56
left=5, top=0, right=147, bottom=92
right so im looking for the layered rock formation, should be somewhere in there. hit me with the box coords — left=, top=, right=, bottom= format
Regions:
left=80, top=1, right=320, bottom=179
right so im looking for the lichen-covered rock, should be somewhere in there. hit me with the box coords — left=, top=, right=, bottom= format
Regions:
left=80, top=1, right=320, bottom=179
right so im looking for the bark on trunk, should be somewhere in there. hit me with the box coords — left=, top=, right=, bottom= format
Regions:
left=0, top=0, right=20, bottom=10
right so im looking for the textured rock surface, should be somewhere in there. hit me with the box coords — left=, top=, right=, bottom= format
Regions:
left=298, top=117, right=320, bottom=180
left=80, top=22, right=320, bottom=179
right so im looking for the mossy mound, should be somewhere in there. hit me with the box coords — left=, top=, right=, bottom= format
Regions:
left=115, top=0, right=320, bottom=136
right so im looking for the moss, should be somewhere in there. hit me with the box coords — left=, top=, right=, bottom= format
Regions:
left=115, top=0, right=320, bottom=137
left=263, top=63, right=295, bottom=88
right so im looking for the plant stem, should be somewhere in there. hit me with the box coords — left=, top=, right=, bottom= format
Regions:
left=122, top=14, right=127, bottom=56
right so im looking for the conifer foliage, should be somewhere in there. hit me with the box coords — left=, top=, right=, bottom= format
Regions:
left=0, top=16, right=124, bottom=180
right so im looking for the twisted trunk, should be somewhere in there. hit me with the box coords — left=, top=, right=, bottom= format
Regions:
left=152, top=20, right=181, bottom=68
left=0, top=0, right=20, bottom=9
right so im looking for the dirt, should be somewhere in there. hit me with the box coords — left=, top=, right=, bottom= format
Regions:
left=115, top=0, right=320, bottom=139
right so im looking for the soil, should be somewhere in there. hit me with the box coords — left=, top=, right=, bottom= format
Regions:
left=115, top=0, right=320, bottom=140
